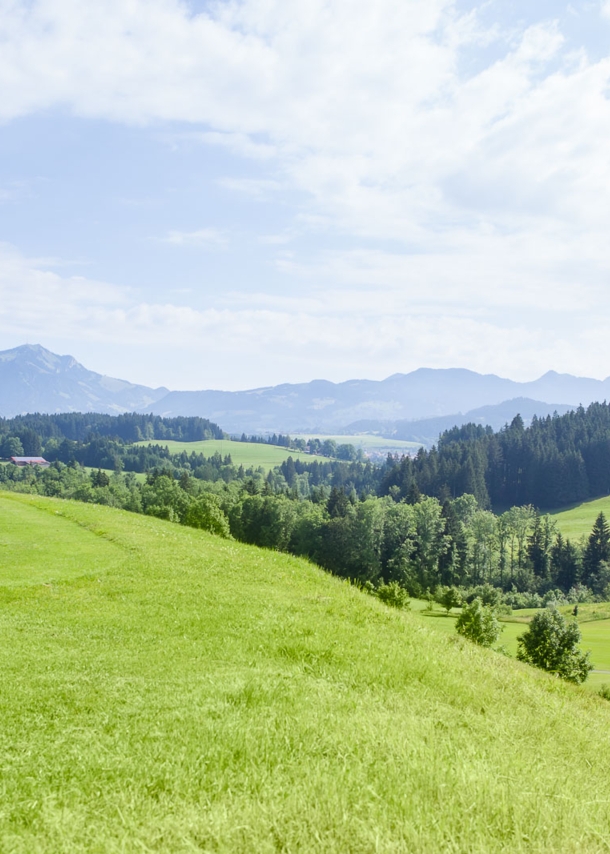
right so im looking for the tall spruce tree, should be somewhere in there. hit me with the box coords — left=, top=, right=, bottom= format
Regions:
left=582, top=512, right=610, bottom=587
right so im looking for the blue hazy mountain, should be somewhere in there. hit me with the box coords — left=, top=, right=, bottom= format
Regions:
left=145, top=368, right=608, bottom=434
left=346, top=398, right=576, bottom=446
left=0, top=344, right=168, bottom=417
left=1, top=346, right=607, bottom=438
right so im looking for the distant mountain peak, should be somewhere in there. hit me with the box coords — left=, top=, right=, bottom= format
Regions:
left=0, top=343, right=169, bottom=417
left=144, top=364, right=610, bottom=434
left=1, top=344, right=609, bottom=435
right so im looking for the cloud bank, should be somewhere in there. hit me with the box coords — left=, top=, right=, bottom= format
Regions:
left=1, top=0, right=610, bottom=386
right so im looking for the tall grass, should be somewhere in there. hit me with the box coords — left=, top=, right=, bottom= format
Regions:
left=1, top=493, right=609, bottom=852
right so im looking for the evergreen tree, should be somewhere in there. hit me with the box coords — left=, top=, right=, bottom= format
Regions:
left=550, top=534, right=580, bottom=592
left=327, top=487, right=351, bottom=518
left=582, top=512, right=610, bottom=587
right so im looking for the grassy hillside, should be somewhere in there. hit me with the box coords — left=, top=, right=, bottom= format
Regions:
left=551, top=494, right=610, bottom=540
left=2, top=494, right=610, bottom=852
left=135, top=438, right=313, bottom=470
left=418, top=606, right=610, bottom=691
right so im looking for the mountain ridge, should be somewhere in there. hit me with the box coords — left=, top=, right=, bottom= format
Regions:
left=0, top=344, right=608, bottom=437
left=145, top=368, right=610, bottom=433
left=0, top=344, right=168, bottom=417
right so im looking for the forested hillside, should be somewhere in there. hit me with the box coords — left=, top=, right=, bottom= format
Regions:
left=0, top=411, right=224, bottom=445
left=381, top=402, right=610, bottom=510
left=3, top=405, right=610, bottom=606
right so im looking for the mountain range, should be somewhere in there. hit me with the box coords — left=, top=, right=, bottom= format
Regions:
left=146, top=367, right=607, bottom=435
left=2, top=344, right=610, bottom=442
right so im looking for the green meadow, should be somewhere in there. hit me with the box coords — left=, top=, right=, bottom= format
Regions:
left=551, top=494, right=610, bottom=539
left=418, top=605, right=610, bottom=690
left=1, top=494, right=610, bottom=851
left=83, top=466, right=147, bottom=483
left=135, top=438, right=313, bottom=470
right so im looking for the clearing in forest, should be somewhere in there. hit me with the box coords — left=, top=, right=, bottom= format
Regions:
left=551, top=494, right=610, bottom=539
left=135, top=437, right=312, bottom=470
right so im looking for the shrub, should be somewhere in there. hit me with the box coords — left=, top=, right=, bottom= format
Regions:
left=462, top=583, right=501, bottom=607
left=598, top=684, right=610, bottom=702
left=502, top=590, right=544, bottom=610
left=517, top=607, right=593, bottom=684
left=436, top=585, right=462, bottom=613
left=455, top=598, right=502, bottom=647
left=374, top=581, right=411, bottom=610
left=184, top=494, right=231, bottom=539
left=567, top=585, right=594, bottom=605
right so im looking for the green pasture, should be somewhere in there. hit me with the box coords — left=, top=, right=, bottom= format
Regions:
left=419, top=604, right=610, bottom=691
left=551, top=494, right=610, bottom=540
left=1, top=494, right=610, bottom=851
left=83, top=466, right=146, bottom=483
left=0, top=496, right=124, bottom=587
left=135, top=438, right=313, bottom=471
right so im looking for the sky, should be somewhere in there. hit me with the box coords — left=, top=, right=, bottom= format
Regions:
left=1, top=0, right=610, bottom=391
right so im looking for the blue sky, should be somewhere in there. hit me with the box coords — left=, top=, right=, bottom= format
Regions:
left=1, top=0, right=610, bottom=390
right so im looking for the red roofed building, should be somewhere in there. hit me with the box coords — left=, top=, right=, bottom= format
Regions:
left=11, top=456, right=50, bottom=468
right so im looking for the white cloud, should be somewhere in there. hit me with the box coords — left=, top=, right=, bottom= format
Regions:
left=1, top=3, right=608, bottom=252
left=162, top=228, right=228, bottom=248
left=1, top=2, right=610, bottom=384
left=188, top=131, right=276, bottom=161
left=1, top=242, right=610, bottom=391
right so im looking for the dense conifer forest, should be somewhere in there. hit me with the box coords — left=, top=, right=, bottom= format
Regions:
left=380, top=403, right=610, bottom=509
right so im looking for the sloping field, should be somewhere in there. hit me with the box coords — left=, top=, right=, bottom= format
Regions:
left=135, top=438, right=312, bottom=470
left=1, top=494, right=610, bottom=852
left=551, top=494, right=610, bottom=539
left=417, top=609, right=610, bottom=690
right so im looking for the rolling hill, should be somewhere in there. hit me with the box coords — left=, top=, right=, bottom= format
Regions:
left=1, top=492, right=610, bottom=851
left=552, top=495, right=610, bottom=540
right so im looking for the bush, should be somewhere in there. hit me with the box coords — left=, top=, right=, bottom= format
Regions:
left=184, top=494, right=232, bottom=539
left=462, top=584, right=501, bottom=608
left=502, top=590, right=544, bottom=610
left=517, top=607, right=593, bottom=684
left=567, top=585, right=594, bottom=605
left=436, top=585, right=462, bottom=613
left=598, top=684, right=610, bottom=702
left=373, top=581, right=410, bottom=610
left=455, top=598, right=502, bottom=647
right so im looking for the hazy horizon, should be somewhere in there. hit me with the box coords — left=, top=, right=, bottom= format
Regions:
left=5, top=342, right=610, bottom=395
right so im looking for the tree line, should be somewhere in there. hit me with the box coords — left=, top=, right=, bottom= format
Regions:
left=0, top=412, right=225, bottom=448
left=0, top=413, right=362, bottom=468
left=237, top=433, right=362, bottom=460
left=3, top=459, right=609, bottom=606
